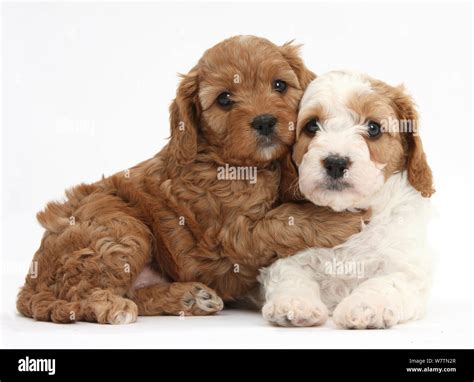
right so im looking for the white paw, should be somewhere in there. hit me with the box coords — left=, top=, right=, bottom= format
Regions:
left=333, top=294, right=400, bottom=329
left=262, top=297, right=328, bottom=327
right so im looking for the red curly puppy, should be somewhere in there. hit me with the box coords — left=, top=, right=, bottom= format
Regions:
left=17, top=36, right=366, bottom=324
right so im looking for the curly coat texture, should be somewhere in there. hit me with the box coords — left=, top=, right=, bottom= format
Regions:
left=17, top=36, right=366, bottom=324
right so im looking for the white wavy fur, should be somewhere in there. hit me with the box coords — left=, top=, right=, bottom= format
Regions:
left=259, top=71, right=433, bottom=329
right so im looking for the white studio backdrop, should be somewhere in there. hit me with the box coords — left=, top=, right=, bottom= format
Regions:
left=1, top=2, right=472, bottom=347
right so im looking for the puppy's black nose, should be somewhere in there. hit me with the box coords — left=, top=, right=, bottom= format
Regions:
left=324, top=155, right=349, bottom=179
left=251, top=114, right=277, bottom=136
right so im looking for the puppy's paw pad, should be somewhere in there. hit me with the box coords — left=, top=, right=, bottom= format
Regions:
left=184, top=283, right=224, bottom=314
left=263, top=297, right=328, bottom=327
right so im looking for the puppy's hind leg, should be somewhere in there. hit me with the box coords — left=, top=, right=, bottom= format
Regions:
left=79, top=288, right=138, bottom=324
left=129, top=282, right=224, bottom=316
left=20, top=194, right=155, bottom=324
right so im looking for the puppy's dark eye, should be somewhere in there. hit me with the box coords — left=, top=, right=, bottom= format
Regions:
left=367, top=120, right=382, bottom=138
left=216, top=92, right=233, bottom=109
left=304, top=118, right=321, bottom=135
left=272, top=79, right=287, bottom=93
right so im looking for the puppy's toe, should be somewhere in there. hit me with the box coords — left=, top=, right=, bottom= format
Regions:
left=382, top=307, right=399, bottom=328
left=183, top=283, right=224, bottom=315
left=333, top=295, right=400, bottom=329
left=262, top=297, right=328, bottom=327
left=194, top=285, right=224, bottom=313
left=107, top=299, right=138, bottom=325
left=110, top=309, right=137, bottom=325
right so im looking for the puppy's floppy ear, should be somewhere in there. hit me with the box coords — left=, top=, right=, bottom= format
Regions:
left=279, top=41, right=316, bottom=89
left=279, top=152, right=305, bottom=202
left=392, top=86, right=435, bottom=197
left=169, top=68, right=201, bottom=164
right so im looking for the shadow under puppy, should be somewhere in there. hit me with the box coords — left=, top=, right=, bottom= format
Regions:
left=17, top=37, right=366, bottom=324
left=260, top=70, right=434, bottom=328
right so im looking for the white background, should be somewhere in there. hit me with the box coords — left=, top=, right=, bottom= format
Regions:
left=1, top=1, right=473, bottom=348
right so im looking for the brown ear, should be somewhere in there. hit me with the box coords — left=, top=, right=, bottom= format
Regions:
left=279, top=152, right=305, bottom=202
left=169, top=68, right=201, bottom=164
left=279, top=41, right=316, bottom=89
left=392, top=86, right=435, bottom=197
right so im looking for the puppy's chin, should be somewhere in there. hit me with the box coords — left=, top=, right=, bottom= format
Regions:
left=303, top=186, right=365, bottom=212
left=225, top=137, right=289, bottom=165
left=299, top=174, right=385, bottom=212
left=256, top=140, right=288, bottom=162
left=219, top=141, right=288, bottom=166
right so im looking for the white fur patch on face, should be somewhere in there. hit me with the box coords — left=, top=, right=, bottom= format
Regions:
left=298, top=71, right=386, bottom=211
left=260, top=144, right=279, bottom=161
left=299, top=71, right=372, bottom=118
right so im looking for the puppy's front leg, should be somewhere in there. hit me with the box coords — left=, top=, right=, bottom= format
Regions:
left=333, top=272, right=428, bottom=329
left=224, top=202, right=368, bottom=268
left=259, top=253, right=328, bottom=327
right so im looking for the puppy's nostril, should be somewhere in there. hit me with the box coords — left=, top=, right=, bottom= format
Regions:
left=323, top=155, right=350, bottom=179
left=251, top=114, right=277, bottom=136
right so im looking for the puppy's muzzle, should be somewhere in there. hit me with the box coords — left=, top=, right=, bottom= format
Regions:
left=251, top=114, right=277, bottom=136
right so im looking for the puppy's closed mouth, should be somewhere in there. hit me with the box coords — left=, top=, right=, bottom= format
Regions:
left=324, top=180, right=352, bottom=192
left=258, top=138, right=283, bottom=160
left=257, top=135, right=280, bottom=147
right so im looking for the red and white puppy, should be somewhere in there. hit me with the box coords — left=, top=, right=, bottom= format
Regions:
left=259, top=70, right=435, bottom=328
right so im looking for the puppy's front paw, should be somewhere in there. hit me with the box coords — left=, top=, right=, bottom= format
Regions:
left=182, top=283, right=224, bottom=315
left=333, top=294, right=400, bottom=329
left=262, top=297, right=328, bottom=327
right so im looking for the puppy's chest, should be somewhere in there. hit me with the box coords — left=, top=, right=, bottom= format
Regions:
left=189, top=166, right=280, bottom=219
left=304, top=208, right=417, bottom=275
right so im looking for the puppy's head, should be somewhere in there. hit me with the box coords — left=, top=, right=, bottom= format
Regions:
left=169, top=35, right=315, bottom=165
left=294, top=71, right=434, bottom=211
